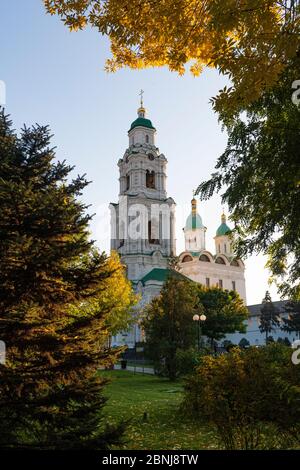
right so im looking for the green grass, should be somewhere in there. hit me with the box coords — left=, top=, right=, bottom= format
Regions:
left=120, top=361, right=154, bottom=368
left=100, top=370, right=218, bottom=450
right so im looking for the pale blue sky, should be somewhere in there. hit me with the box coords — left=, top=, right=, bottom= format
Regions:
left=0, top=0, right=279, bottom=305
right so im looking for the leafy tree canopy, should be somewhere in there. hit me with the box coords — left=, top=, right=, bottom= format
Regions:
left=196, top=285, right=248, bottom=343
left=197, top=59, right=300, bottom=299
left=142, top=277, right=199, bottom=380
left=44, top=0, right=300, bottom=118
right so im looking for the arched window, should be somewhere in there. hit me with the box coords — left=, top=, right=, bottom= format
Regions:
left=231, top=259, right=239, bottom=267
left=145, top=134, right=149, bottom=143
left=148, top=220, right=159, bottom=244
left=215, top=257, right=226, bottom=265
left=146, top=170, right=155, bottom=189
left=199, top=254, right=210, bottom=262
left=126, top=174, right=130, bottom=190
left=182, top=255, right=193, bottom=263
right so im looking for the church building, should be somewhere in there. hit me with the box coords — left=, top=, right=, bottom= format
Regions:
left=179, top=198, right=246, bottom=303
left=110, top=99, right=246, bottom=348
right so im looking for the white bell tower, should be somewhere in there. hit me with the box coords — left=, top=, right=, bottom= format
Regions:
left=110, top=93, right=176, bottom=282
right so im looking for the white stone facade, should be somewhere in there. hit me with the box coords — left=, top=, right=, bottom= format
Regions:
left=110, top=102, right=247, bottom=348
left=179, top=251, right=246, bottom=303
left=110, top=104, right=176, bottom=347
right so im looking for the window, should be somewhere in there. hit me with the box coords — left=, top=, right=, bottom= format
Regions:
left=148, top=220, right=159, bottom=244
left=146, top=170, right=155, bottom=189
left=224, top=243, right=227, bottom=253
left=145, top=134, right=149, bottom=143
left=119, top=239, right=124, bottom=248
left=219, top=279, right=223, bottom=288
left=232, top=280, right=236, bottom=291
left=126, top=174, right=130, bottom=190
left=206, top=277, right=210, bottom=287
left=218, top=244, right=221, bottom=253
left=182, top=255, right=193, bottom=263
left=215, top=257, right=226, bottom=265
left=199, top=254, right=210, bottom=262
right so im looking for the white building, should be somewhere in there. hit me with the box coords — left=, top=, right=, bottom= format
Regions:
left=110, top=99, right=177, bottom=347
left=178, top=198, right=247, bottom=303
left=226, top=301, right=299, bottom=347
left=110, top=100, right=295, bottom=349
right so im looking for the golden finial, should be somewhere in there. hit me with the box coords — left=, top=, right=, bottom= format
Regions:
left=221, top=208, right=226, bottom=224
left=191, top=191, right=197, bottom=214
left=139, top=89, right=144, bottom=108
left=137, top=89, right=146, bottom=117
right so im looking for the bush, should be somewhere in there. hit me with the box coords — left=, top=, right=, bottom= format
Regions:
left=238, top=338, right=250, bottom=348
left=182, top=344, right=300, bottom=449
left=175, top=348, right=210, bottom=376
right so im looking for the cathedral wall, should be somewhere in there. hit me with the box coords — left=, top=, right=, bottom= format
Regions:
left=179, top=259, right=247, bottom=303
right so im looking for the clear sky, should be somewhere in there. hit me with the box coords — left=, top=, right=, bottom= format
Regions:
left=0, top=0, right=280, bottom=305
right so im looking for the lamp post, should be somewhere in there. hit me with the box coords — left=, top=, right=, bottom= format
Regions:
left=193, top=313, right=207, bottom=351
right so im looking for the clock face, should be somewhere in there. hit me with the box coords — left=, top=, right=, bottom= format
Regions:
left=148, top=153, right=154, bottom=160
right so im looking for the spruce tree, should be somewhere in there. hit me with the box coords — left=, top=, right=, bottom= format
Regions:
left=259, top=291, right=280, bottom=345
left=0, top=110, right=132, bottom=449
left=281, top=301, right=300, bottom=337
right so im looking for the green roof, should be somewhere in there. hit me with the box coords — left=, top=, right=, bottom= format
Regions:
left=140, top=268, right=188, bottom=285
left=129, top=117, right=155, bottom=131
left=185, top=213, right=204, bottom=230
left=216, top=222, right=231, bottom=237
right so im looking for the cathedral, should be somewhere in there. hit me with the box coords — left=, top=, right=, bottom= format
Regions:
left=110, top=99, right=246, bottom=348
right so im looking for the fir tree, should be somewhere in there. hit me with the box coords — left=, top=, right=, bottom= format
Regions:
left=259, top=291, right=280, bottom=345
left=0, top=109, right=134, bottom=449
left=281, top=301, right=300, bottom=337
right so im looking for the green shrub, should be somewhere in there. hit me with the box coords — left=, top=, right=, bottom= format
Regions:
left=175, top=347, right=210, bottom=376
left=182, top=344, right=300, bottom=449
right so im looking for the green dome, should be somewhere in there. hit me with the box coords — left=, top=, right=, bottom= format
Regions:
left=185, top=213, right=204, bottom=230
left=216, top=222, right=231, bottom=236
left=129, top=117, right=155, bottom=131
left=216, top=213, right=231, bottom=236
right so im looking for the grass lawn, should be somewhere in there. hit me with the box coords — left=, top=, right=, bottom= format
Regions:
left=100, top=370, right=218, bottom=450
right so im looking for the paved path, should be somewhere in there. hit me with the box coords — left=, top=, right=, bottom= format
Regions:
left=114, top=364, right=155, bottom=375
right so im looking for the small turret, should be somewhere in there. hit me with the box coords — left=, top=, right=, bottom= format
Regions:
left=183, top=195, right=206, bottom=252
left=214, top=211, right=232, bottom=255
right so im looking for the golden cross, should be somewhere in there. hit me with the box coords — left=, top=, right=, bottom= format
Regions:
left=139, top=89, right=144, bottom=107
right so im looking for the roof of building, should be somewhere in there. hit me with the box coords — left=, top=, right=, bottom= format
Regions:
left=247, top=300, right=288, bottom=316
left=129, top=117, right=155, bottom=131
left=140, top=268, right=189, bottom=285
left=216, top=212, right=231, bottom=236
left=185, top=212, right=204, bottom=230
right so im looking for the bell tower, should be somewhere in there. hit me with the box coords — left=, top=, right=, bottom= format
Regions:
left=110, top=94, right=176, bottom=282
